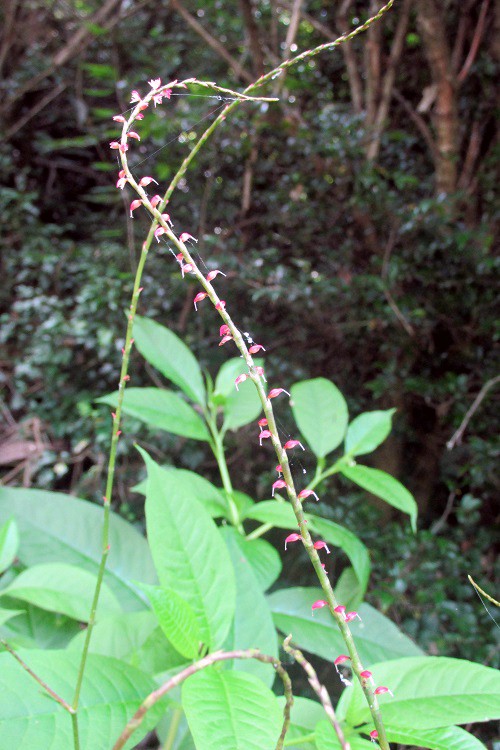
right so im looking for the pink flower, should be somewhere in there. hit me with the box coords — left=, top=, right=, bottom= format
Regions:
left=180, top=232, right=197, bottom=243
left=220, top=324, right=230, bottom=336
left=284, top=533, right=302, bottom=550
left=334, top=605, right=346, bottom=619
left=360, top=670, right=374, bottom=683
left=127, top=131, right=140, bottom=141
left=370, top=730, right=378, bottom=742
left=215, top=300, right=226, bottom=310
left=258, top=418, right=268, bottom=428
left=311, top=599, right=328, bottom=613
left=259, top=429, right=272, bottom=446
left=298, top=489, right=319, bottom=502
left=374, top=686, right=393, bottom=697
left=235, top=374, right=248, bottom=390
left=118, top=169, right=126, bottom=178
left=148, top=78, right=161, bottom=89
left=154, top=227, right=165, bottom=242
left=130, top=90, right=142, bottom=103
left=283, top=439, right=304, bottom=451
left=109, top=141, right=121, bottom=149
left=161, top=213, right=173, bottom=226
left=249, top=344, right=265, bottom=354
left=345, top=611, right=361, bottom=623
left=150, top=195, right=162, bottom=208
left=136, top=113, right=145, bottom=120
left=272, top=479, right=288, bottom=496
left=193, top=292, right=208, bottom=310
left=113, top=115, right=126, bottom=123
left=219, top=335, right=233, bottom=346
left=116, top=177, right=127, bottom=189
left=139, top=176, right=158, bottom=186
left=276, top=464, right=283, bottom=473
left=206, top=270, right=226, bottom=281
left=313, top=541, right=330, bottom=554
left=334, top=655, right=350, bottom=672
left=182, top=263, right=194, bottom=276
left=254, top=366, right=266, bottom=379
left=130, top=200, right=142, bottom=217
left=268, top=388, right=290, bottom=400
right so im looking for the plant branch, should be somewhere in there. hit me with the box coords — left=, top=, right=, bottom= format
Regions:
left=111, top=648, right=293, bottom=750
left=446, top=375, right=500, bottom=449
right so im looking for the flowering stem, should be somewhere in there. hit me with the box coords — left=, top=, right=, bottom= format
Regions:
left=206, top=412, right=243, bottom=531
left=112, top=648, right=293, bottom=750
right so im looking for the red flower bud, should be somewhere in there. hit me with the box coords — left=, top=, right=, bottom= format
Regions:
left=258, top=418, right=268, bottom=427
left=206, top=270, right=226, bottom=281
left=334, top=655, right=350, bottom=672
left=272, top=479, right=288, bottom=496
left=235, top=374, right=248, bottom=390
left=249, top=344, right=265, bottom=354
left=215, top=300, right=226, bottom=310
left=193, top=292, right=208, bottom=310
left=276, top=464, right=283, bottom=473
left=219, top=335, right=233, bottom=346
left=268, top=388, right=290, bottom=400
left=219, top=324, right=230, bottom=336
left=334, top=605, right=346, bottom=619
left=360, top=670, right=373, bottom=682
left=180, top=232, right=197, bottom=243
left=370, top=730, right=378, bottom=742
left=139, top=176, right=158, bottom=186
left=154, top=227, right=165, bottom=242
left=283, top=439, right=304, bottom=451
left=259, top=429, right=272, bottom=445
left=150, top=195, right=162, bottom=208
left=374, top=686, right=393, bottom=697
left=311, top=599, right=328, bottom=613
left=298, top=489, right=319, bottom=501
left=127, top=131, right=140, bottom=140
left=284, top=533, right=302, bottom=549
left=130, top=200, right=142, bottom=217
left=113, top=115, right=126, bottom=123
left=345, top=611, right=361, bottom=622
left=313, top=540, right=330, bottom=554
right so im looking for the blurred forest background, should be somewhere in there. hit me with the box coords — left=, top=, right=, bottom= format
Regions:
left=0, top=0, right=498, bottom=703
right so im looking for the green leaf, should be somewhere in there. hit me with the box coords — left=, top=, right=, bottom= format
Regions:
left=307, top=516, right=371, bottom=595
left=132, top=625, right=188, bottom=675
left=340, top=465, right=417, bottom=532
left=1, top=563, right=121, bottom=621
left=133, top=315, right=205, bottom=405
left=133, top=467, right=228, bottom=519
left=291, top=378, right=349, bottom=457
left=141, top=451, right=236, bottom=650
left=67, top=611, right=158, bottom=661
left=0, top=517, right=19, bottom=574
left=182, top=668, right=282, bottom=750
left=0, top=603, right=81, bottom=649
left=214, top=358, right=263, bottom=431
left=227, top=535, right=281, bottom=592
left=0, top=608, right=23, bottom=627
left=333, top=567, right=364, bottom=611
left=0, top=650, right=164, bottom=750
left=315, top=720, right=373, bottom=749
left=0, top=487, right=156, bottom=611
left=344, top=656, right=500, bottom=730
left=344, top=409, right=395, bottom=456
left=244, top=500, right=297, bottom=527
left=220, top=528, right=278, bottom=687
left=386, top=725, right=488, bottom=750
left=137, top=584, right=201, bottom=659
left=268, top=587, right=422, bottom=666
left=97, top=387, right=210, bottom=441
left=214, top=358, right=248, bottom=398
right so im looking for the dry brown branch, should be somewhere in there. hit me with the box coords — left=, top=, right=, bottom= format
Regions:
left=447, top=375, right=500, bottom=449
left=458, top=0, right=490, bottom=82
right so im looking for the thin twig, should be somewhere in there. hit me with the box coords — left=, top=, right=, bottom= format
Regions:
left=457, top=0, right=490, bottom=83
left=468, top=576, right=500, bottom=608
left=111, top=648, right=293, bottom=750
left=447, top=375, right=500, bottom=449
left=1, top=640, right=75, bottom=714
left=283, top=636, right=350, bottom=750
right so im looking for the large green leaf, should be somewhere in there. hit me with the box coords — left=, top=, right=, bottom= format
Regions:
left=340, top=464, right=417, bottom=532
left=315, top=720, right=373, bottom=749
left=225, top=534, right=282, bottom=592
left=307, top=516, right=371, bottom=595
left=386, top=725, right=488, bottom=750
left=344, top=656, right=500, bottom=730
left=142, top=451, right=235, bottom=650
left=138, top=584, right=202, bottom=659
left=97, top=387, right=210, bottom=441
left=0, top=518, right=19, bottom=574
left=133, top=467, right=228, bottom=519
left=344, top=409, right=395, bottom=457
left=1, top=563, right=120, bottom=621
left=268, top=587, right=422, bottom=666
left=67, top=611, right=158, bottom=661
left=0, top=649, right=164, bottom=750
left=244, top=500, right=297, bottom=527
left=291, top=378, right=349, bottom=457
left=0, top=487, right=156, bottom=611
left=182, top=668, right=282, bottom=750
left=213, top=358, right=263, bottom=432
left=133, top=314, right=206, bottom=405
left=1, top=603, right=81, bottom=649
left=221, top=528, right=278, bottom=687
left=0, top=608, right=23, bottom=627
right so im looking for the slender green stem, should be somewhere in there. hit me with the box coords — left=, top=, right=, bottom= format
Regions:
left=246, top=522, right=273, bottom=541
left=205, top=411, right=242, bottom=530
left=162, top=707, right=183, bottom=750
left=283, top=732, right=316, bottom=747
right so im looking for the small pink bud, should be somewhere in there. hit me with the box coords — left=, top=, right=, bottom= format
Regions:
left=206, top=269, right=226, bottom=281
left=284, top=533, right=302, bottom=550
left=220, top=324, right=230, bottom=336
left=150, top=195, right=162, bottom=208
left=370, top=730, right=378, bottom=742
left=360, top=670, right=373, bottom=682
left=130, top=90, right=141, bottom=103
left=313, top=540, right=331, bottom=554
left=259, top=429, right=272, bottom=445
left=130, top=200, right=142, bottom=217
left=136, top=113, right=144, bottom=120
left=180, top=232, right=197, bottom=243
left=193, top=292, right=208, bottom=310
left=258, top=418, right=268, bottom=427
left=181, top=264, right=194, bottom=277
left=311, top=599, right=328, bottom=613
left=109, top=141, right=121, bottom=149
left=118, top=169, right=126, bottom=178
left=272, top=479, right=288, bottom=496
left=127, top=131, right=140, bottom=140
left=298, top=489, right=319, bottom=501
left=334, top=605, right=346, bottom=619
left=161, top=213, right=172, bottom=226
left=215, top=300, right=226, bottom=310
left=254, top=366, right=266, bottom=379
left=345, top=611, right=362, bottom=622
left=219, top=335, right=233, bottom=346
left=235, top=374, right=248, bottom=390
left=116, top=177, right=127, bottom=189
left=113, top=115, right=126, bottom=123
left=374, top=686, right=393, bottom=697
left=139, top=176, right=159, bottom=186
left=249, top=344, right=265, bottom=354
left=276, top=464, right=283, bottom=473
left=334, top=655, right=350, bottom=672
left=283, top=439, right=305, bottom=451
left=268, top=388, right=290, bottom=400
left=148, top=78, right=162, bottom=89
left=154, top=227, right=165, bottom=242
